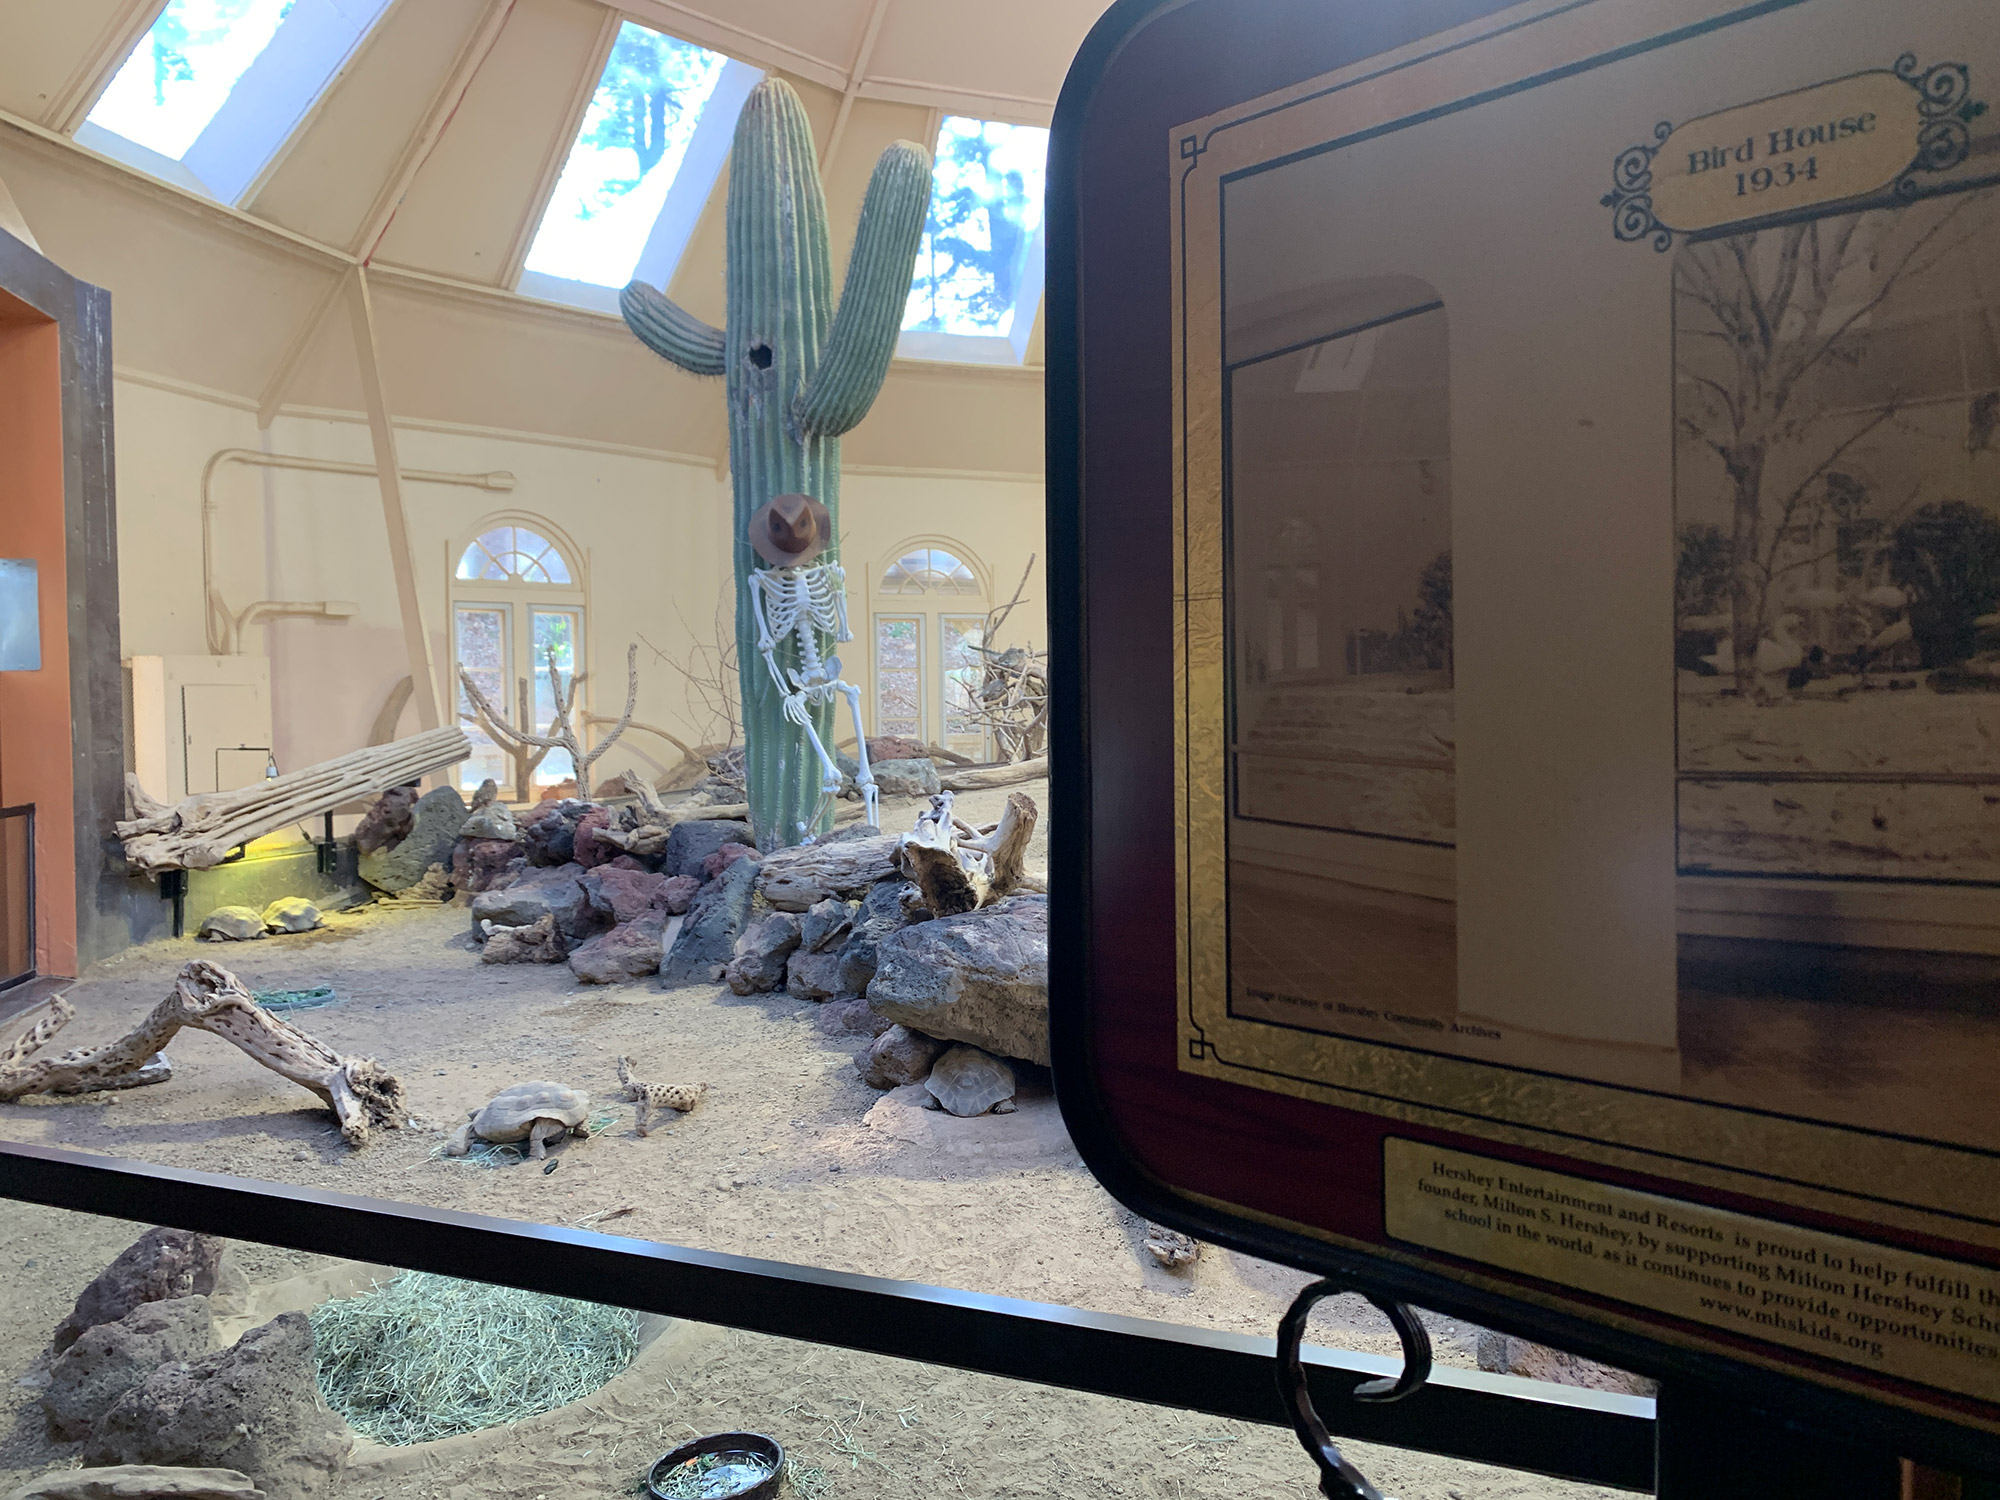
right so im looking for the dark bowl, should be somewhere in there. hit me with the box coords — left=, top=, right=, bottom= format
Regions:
left=645, top=1431, right=785, bottom=1500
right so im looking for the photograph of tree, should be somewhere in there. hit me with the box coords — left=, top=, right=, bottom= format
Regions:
left=1674, top=186, right=2000, bottom=881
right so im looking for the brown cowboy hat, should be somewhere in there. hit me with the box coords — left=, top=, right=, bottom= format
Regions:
left=746, top=491, right=831, bottom=567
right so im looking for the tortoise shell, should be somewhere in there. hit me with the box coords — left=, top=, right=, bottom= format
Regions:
left=469, top=1081, right=590, bottom=1142
left=923, top=1046, right=1016, bottom=1117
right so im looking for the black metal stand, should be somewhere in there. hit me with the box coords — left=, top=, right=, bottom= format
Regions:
left=315, top=811, right=336, bottom=875
left=158, top=869, right=186, bottom=939
left=1275, top=1281, right=1433, bottom=1500
left=1655, top=1383, right=1902, bottom=1500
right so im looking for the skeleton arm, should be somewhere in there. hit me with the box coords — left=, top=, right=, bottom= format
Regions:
left=750, top=572, right=808, bottom=723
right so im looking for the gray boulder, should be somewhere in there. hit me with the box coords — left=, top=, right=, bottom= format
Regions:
left=85, top=1313, right=350, bottom=1500
left=568, top=910, right=669, bottom=984
left=459, top=800, right=518, bottom=841
left=55, top=1230, right=224, bottom=1354
left=659, top=854, right=758, bottom=987
left=867, top=894, right=1048, bottom=1065
left=2, top=1468, right=267, bottom=1500
left=44, top=1296, right=214, bottom=1441
left=799, top=897, right=856, bottom=953
left=469, top=862, right=591, bottom=938
left=196, top=907, right=263, bottom=942
left=358, top=786, right=468, bottom=894
left=836, top=880, right=923, bottom=994
left=857, top=1025, right=945, bottom=1088
left=817, top=996, right=894, bottom=1039
left=664, top=819, right=756, bottom=882
left=259, top=898, right=321, bottom=934
left=785, top=948, right=846, bottom=999
left=521, top=799, right=588, bottom=866
left=871, top=758, right=941, bottom=799
left=724, top=911, right=802, bottom=995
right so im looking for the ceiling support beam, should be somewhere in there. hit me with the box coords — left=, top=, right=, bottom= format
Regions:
left=256, top=267, right=349, bottom=428
left=819, top=0, right=894, bottom=173
left=346, top=266, right=442, bottom=733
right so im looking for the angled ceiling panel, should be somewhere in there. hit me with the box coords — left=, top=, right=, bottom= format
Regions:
left=0, top=0, right=147, bottom=124
left=370, top=0, right=608, bottom=284
left=247, top=0, right=491, bottom=250
left=866, top=0, right=1113, bottom=115
left=620, top=0, right=866, bottom=88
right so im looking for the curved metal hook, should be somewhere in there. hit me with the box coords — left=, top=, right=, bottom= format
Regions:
left=1274, top=1279, right=1433, bottom=1500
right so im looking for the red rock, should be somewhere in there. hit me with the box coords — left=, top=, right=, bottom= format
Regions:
left=865, top=736, right=927, bottom=765
left=451, top=837, right=522, bottom=894
left=608, top=854, right=648, bottom=872
left=569, top=910, right=668, bottom=984
left=660, top=874, right=701, bottom=915
left=572, top=807, right=618, bottom=868
left=580, top=865, right=668, bottom=926
left=701, top=841, right=756, bottom=880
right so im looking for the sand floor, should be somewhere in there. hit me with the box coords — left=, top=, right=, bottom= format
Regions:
left=0, top=787, right=1630, bottom=1498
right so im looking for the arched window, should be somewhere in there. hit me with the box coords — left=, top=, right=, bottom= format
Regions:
left=871, top=541, right=993, bottom=758
left=449, top=517, right=587, bottom=799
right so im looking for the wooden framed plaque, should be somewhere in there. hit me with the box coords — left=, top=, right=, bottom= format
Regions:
left=1048, top=0, right=2000, bottom=1463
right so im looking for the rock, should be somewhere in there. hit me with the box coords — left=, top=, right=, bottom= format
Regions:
left=1474, top=1332, right=1657, bottom=1396
left=55, top=1230, right=225, bottom=1354
left=568, top=910, right=669, bottom=984
left=665, top=820, right=755, bottom=882
left=724, top=911, right=802, bottom=995
left=660, top=854, right=758, bottom=987
left=571, top=806, right=620, bottom=869
left=785, top=948, right=846, bottom=999
left=259, top=898, right=321, bottom=934
left=459, top=800, right=517, bottom=841
left=607, top=853, right=648, bottom=872
left=580, top=866, right=668, bottom=926
left=402, top=863, right=453, bottom=902
left=469, top=862, right=591, bottom=939
left=521, top=799, right=588, bottom=866
left=857, top=1025, right=945, bottom=1088
left=196, top=907, right=263, bottom=942
left=450, top=837, right=521, bottom=894
left=701, top=842, right=756, bottom=881
left=352, top=786, right=417, bottom=855
left=817, top=996, right=894, bottom=1039
left=359, top=786, right=468, bottom=894
left=871, top=758, right=941, bottom=798
left=836, top=880, right=923, bottom=994
left=1142, top=1223, right=1200, bottom=1270
left=867, top=894, right=1049, bottom=1065
left=45, top=1296, right=214, bottom=1440
left=208, top=1256, right=250, bottom=1318
left=800, top=897, right=857, bottom=953
left=865, top=736, right=928, bottom=765
left=479, top=914, right=566, bottom=963
left=3, top=1467, right=267, bottom=1500
left=659, top=874, right=700, bottom=915
left=538, top=779, right=580, bottom=802
left=85, top=1313, right=351, bottom=1500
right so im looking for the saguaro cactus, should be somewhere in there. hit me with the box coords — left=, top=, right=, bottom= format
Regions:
left=620, top=79, right=930, bottom=849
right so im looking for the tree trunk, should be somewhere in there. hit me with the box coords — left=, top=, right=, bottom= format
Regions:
left=1726, top=441, right=1768, bottom=695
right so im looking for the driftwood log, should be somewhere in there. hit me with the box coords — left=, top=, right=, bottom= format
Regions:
left=593, top=800, right=754, bottom=860
left=757, top=834, right=903, bottom=911
left=0, top=962, right=407, bottom=1146
left=899, top=791, right=1038, bottom=916
left=937, top=756, right=1048, bottom=794
left=119, top=727, right=470, bottom=874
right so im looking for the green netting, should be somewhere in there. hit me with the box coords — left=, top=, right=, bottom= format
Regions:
left=253, top=986, right=338, bottom=1013
left=310, top=1271, right=638, bottom=1445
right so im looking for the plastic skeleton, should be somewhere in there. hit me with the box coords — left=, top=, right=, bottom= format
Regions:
left=749, top=561, right=877, bottom=837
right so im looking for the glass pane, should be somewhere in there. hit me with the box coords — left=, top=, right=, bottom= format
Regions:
left=523, top=21, right=731, bottom=288
left=905, top=116, right=1051, bottom=337
left=454, top=606, right=511, bottom=794
left=532, top=610, right=580, bottom=784
left=875, top=616, right=922, bottom=738
left=86, top=0, right=292, bottom=160
left=941, top=614, right=987, bottom=753
left=466, top=527, right=571, bottom=586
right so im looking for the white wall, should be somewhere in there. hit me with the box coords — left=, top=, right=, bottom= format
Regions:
left=113, top=372, right=1045, bottom=793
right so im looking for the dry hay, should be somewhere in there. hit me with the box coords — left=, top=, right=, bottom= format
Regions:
left=310, top=1271, right=638, bottom=1444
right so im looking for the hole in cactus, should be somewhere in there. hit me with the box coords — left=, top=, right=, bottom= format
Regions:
left=747, top=341, right=773, bottom=370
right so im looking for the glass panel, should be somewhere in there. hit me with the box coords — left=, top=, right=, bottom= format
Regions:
left=86, top=0, right=292, bottom=160
left=453, top=605, right=511, bottom=795
left=874, top=616, right=922, bottom=738
left=532, top=610, right=580, bottom=785
left=940, top=614, right=988, bottom=757
left=462, top=527, right=572, bottom=586
left=523, top=21, right=731, bottom=288
left=879, top=550, right=980, bottom=596
left=0, top=1201, right=1628, bottom=1500
left=905, top=116, right=1051, bottom=337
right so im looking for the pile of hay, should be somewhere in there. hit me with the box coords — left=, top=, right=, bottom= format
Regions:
left=310, top=1271, right=638, bottom=1444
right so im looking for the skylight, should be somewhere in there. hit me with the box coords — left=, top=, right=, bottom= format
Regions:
left=519, top=22, right=760, bottom=312
left=901, top=116, right=1051, bottom=364
left=81, top=0, right=394, bottom=204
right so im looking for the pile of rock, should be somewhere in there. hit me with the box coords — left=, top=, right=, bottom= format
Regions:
left=32, top=1229, right=349, bottom=1500
left=719, top=794, right=1048, bottom=1116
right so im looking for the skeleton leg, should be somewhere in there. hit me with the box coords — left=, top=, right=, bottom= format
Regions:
left=834, top=681, right=879, bottom=827
left=797, top=704, right=846, bottom=839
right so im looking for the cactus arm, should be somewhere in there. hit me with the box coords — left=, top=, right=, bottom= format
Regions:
left=795, top=140, right=932, bottom=437
left=619, top=280, right=727, bottom=376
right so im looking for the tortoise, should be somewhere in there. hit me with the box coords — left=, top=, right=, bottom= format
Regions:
left=922, top=1045, right=1017, bottom=1116
left=443, top=1081, right=592, bottom=1160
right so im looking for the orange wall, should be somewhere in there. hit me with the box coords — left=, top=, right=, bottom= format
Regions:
left=0, top=294, right=75, bottom=976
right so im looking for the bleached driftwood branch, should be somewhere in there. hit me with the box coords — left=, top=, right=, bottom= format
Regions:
left=0, top=962, right=407, bottom=1145
left=459, top=643, right=638, bottom=799
left=899, top=790, right=1038, bottom=916
left=938, top=756, right=1049, bottom=793
left=117, top=727, right=470, bottom=874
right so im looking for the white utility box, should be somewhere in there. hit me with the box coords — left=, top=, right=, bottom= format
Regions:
left=126, top=655, right=274, bottom=802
